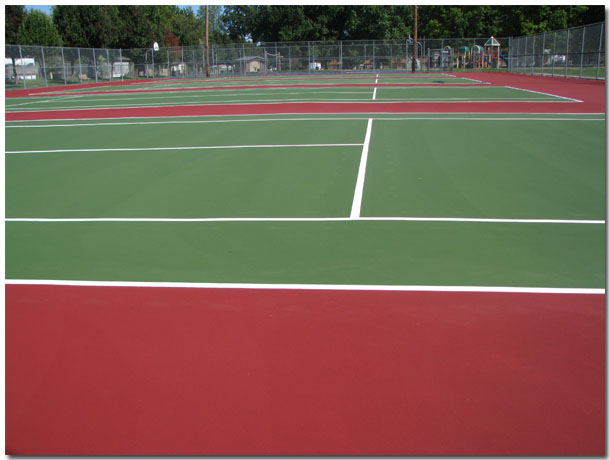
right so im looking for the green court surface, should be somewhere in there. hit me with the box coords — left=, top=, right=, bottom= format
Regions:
left=362, top=119, right=605, bottom=219
left=5, top=220, right=604, bottom=287
left=5, top=111, right=605, bottom=289
left=17, top=73, right=480, bottom=92
left=5, top=85, right=571, bottom=112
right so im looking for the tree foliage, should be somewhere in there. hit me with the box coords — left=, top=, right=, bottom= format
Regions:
left=5, top=5, right=26, bottom=44
left=17, top=10, right=63, bottom=46
left=5, top=5, right=606, bottom=48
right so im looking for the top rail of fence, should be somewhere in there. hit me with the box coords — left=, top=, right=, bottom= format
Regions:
left=5, top=23, right=604, bottom=90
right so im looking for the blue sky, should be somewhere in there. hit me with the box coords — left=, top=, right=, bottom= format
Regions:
left=26, top=5, right=198, bottom=15
left=25, top=5, right=52, bottom=14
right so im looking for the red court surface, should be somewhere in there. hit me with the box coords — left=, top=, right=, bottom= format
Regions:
left=5, top=284, right=605, bottom=455
left=6, top=71, right=606, bottom=455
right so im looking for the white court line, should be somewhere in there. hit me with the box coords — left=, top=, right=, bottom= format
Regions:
left=6, top=112, right=604, bottom=124
left=6, top=97, right=564, bottom=113
left=6, top=143, right=363, bottom=155
left=4, top=279, right=604, bottom=295
left=372, top=88, right=377, bottom=100
left=350, top=119, right=374, bottom=219
left=504, top=85, right=583, bottom=102
left=5, top=117, right=606, bottom=128
left=458, top=76, right=491, bottom=84
left=5, top=217, right=604, bottom=224
left=20, top=90, right=375, bottom=104
left=6, top=115, right=604, bottom=128
left=6, top=98, right=386, bottom=112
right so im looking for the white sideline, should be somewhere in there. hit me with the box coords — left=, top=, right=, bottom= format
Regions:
left=504, top=85, right=583, bottom=102
left=350, top=119, right=374, bottom=219
left=6, top=143, right=363, bottom=155
left=6, top=116, right=605, bottom=128
left=4, top=279, right=604, bottom=295
left=5, top=111, right=602, bottom=123
left=5, top=217, right=604, bottom=224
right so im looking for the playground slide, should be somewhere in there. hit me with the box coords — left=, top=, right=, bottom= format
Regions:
left=499, top=49, right=509, bottom=65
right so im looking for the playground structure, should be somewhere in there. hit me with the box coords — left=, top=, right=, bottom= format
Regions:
left=484, top=36, right=501, bottom=68
left=456, top=46, right=470, bottom=68
left=454, top=38, right=508, bottom=69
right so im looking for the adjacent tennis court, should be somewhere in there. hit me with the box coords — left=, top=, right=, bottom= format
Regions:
left=5, top=71, right=605, bottom=455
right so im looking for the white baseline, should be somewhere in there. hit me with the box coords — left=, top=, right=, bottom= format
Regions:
left=4, top=279, right=604, bottom=295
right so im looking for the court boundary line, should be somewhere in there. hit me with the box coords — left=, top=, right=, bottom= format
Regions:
left=6, top=112, right=604, bottom=123
left=6, top=143, right=363, bottom=155
left=6, top=116, right=604, bottom=129
left=8, top=98, right=565, bottom=112
left=504, top=85, right=583, bottom=102
left=5, top=279, right=604, bottom=294
left=5, top=217, right=604, bottom=224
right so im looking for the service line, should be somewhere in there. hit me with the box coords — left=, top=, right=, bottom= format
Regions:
left=4, top=278, right=605, bottom=295
left=6, top=143, right=363, bottom=155
left=350, top=118, right=374, bottom=219
left=5, top=217, right=604, bottom=224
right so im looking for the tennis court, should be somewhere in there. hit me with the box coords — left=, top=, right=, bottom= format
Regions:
left=5, top=71, right=605, bottom=455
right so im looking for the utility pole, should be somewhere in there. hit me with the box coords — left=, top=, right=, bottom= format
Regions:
left=205, top=5, right=210, bottom=77
left=412, top=5, right=418, bottom=72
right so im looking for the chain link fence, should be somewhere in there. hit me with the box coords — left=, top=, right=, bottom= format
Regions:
left=6, top=23, right=604, bottom=90
left=509, top=22, right=605, bottom=79
left=5, top=37, right=510, bottom=90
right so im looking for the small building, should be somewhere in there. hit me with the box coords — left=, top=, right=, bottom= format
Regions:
left=327, top=59, right=342, bottom=71
left=5, top=57, right=38, bottom=81
left=112, top=58, right=130, bottom=78
left=235, top=56, right=264, bottom=73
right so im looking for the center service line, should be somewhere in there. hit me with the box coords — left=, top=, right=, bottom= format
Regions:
left=350, top=118, right=374, bottom=219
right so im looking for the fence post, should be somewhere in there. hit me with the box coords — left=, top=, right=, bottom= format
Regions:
left=308, top=41, right=311, bottom=72
left=106, top=48, right=111, bottom=80
left=77, top=48, right=83, bottom=83
left=541, top=33, right=545, bottom=75
left=18, top=45, right=26, bottom=89
left=61, top=46, right=67, bottom=85
left=532, top=35, right=536, bottom=75
left=41, top=46, right=47, bottom=87
left=551, top=31, right=557, bottom=77
left=93, top=50, right=98, bottom=82
left=565, top=29, right=570, bottom=77
left=119, top=48, right=123, bottom=81
left=596, top=23, right=603, bottom=80
left=579, top=27, right=585, bottom=78
left=372, top=39, right=375, bottom=70
left=340, top=40, right=342, bottom=72
left=288, top=45, right=291, bottom=73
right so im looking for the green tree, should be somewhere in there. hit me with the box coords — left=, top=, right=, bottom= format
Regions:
left=17, top=10, right=62, bottom=46
left=6, top=5, right=26, bottom=44
left=53, top=5, right=121, bottom=48
left=345, top=6, right=412, bottom=39
left=174, top=7, right=204, bottom=45
left=114, top=6, right=154, bottom=49
left=5, top=5, right=27, bottom=83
